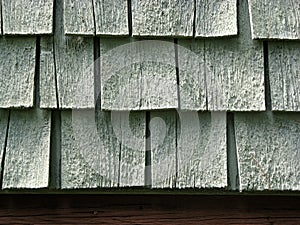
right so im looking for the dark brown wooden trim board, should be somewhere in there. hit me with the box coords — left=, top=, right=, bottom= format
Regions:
left=0, top=194, right=299, bottom=224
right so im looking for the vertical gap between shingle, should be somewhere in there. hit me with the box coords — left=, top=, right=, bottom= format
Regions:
left=91, top=0, right=96, bottom=35
left=204, top=40, right=208, bottom=110
left=127, top=0, right=132, bottom=36
left=0, top=0, right=3, bottom=35
left=227, top=112, right=240, bottom=191
left=0, top=110, right=10, bottom=189
left=94, top=36, right=101, bottom=110
left=174, top=39, right=180, bottom=110
left=192, top=0, right=196, bottom=37
left=34, top=36, right=41, bottom=108
left=53, top=0, right=59, bottom=109
left=117, top=142, right=121, bottom=187
left=49, top=110, right=61, bottom=189
left=264, top=41, right=271, bottom=111
left=145, top=111, right=151, bottom=188
left=174, top=111, right=178, bottom=188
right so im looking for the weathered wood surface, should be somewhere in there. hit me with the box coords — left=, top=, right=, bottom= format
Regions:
left=0, top=2, right=2, bottom=35
left=177, top=111, right=227, bottom=188
left=249, top=0, right=300, bottom=39
left=61, top=110, right=145, bottom=188
left=100, top=38, right=177, bottom=110
left=195, top=0, right=237, bottom=37
left=235, top=112, right=300, bottom=191
left=0, top=37, right=36, bottom=108
left=150, top=111, right=176, bottom=188
left=53, top=0, right=94, bottom=108
left=0, top=110, right=9, bottom=178
left=1, top=195, right=300, bottom=224
left=2, top=0, right=53, bottom=35
left=132, top=0, right=194, bottom=37
left=64, top=0, right=94, bottom=35
left=40, top=37, right=57, bottom=108
left=94, top=0, right=128, bottom=35
left=269, top=41, right=300, bottom=111
left=2, top=109, right=51, bottom=189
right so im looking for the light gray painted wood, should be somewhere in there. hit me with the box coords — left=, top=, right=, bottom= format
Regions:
left=61, top=110, right=145, bottom=188
left=204, top=0, right=264, bottom=110
left=132, top=0, right=194, bottom=37
left=0, top=37, right=36, bottom=108
left=64, top=0, right=94, bottom=35
left=151, top=111, right=176, bottom=188
left=249, top=0, right=300, bottom=40
left=2, top=0, right=53, bottom=35
left=0, top=1, right=2, bottom=35
left=177, top=111, right=227, bottom=188
left=195, top=0, right=237, bottom=37
left=2, top=109, right=51, bottom=189
left=269, top=41, right=300, bottom=111
left=93, top=0, right=128, bottom=35
left=0, top=110, right=9, bottom=177
left=40, top=37, right=57, bottom=108
left=235, top=112, right=300, bottom=191
left=100, top=38, right=177, bottom=110
left=177, top=40, right=206, bottom=110
left=54, top=0, right=94, bottom=108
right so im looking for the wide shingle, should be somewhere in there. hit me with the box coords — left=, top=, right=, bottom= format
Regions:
left=249, top=0, right=300, bottom=40
left=2, top=0, right=53, bottom=35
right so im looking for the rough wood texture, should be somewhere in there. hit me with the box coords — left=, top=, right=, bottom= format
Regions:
left=40, top=37, right=57, bottom=108
left=177, top=40, right=206, bottom=110
left=235, top=112, right=300, bottom=191
left=177, top=112, right=227, bottom=188
left=269, top=41, right=300, bottom=111
left=0, top=110, right=9, bottom=177
left=2, top=0, right=53, bottom=34
left=64, top=0, right=94, bottom=35
left=93, top=0, right=128, bottom=35
left=54, top=0, right=94, bottom=108
left=2, top=109, right=51, bottom=189
left=100, top=38, right=177, bottom=110
left=0, top=37, right=36, bottom=108
left=0, top=2, right=2, bottom=35
left=61, top=110, right=145, bottom=188
left=132, top=0, right=194, bottom=37
left=204, top=0, right=264, bottom=110
left=151, top=111, right=176, bottom=188
left=249, top=0, right=300, bottom=39
left=195, top=0, right=237, bottom=37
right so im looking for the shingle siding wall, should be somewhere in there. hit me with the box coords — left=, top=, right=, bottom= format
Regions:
left=0, top=0, right=299, bottom=191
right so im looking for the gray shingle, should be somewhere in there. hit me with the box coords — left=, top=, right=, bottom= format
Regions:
left=177, top=112, right=227, bottom=188
left=0, top=110, right=9, bottom=178
left=132, top=0, right=194, bottom=37
left=2, top=0, right=53, bottom=35
left=249, top=0, right=300, bottom=40
left=0, top=37, right=36, bottom=108
left=100, top=38, right=178, bottom=110
left=269, top=41, right=300, bottom=111
left=235, top=112, right=300, bottom=191
left=195, top=0, right=237, bottom=37
left=64, top=0, right=94, bottom=35
left=2, top=109, right=51, bottom=189
left=94, top=0, right=128, bottom=35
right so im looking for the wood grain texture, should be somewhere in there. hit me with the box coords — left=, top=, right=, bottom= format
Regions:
left=150, top=111, right=176, bottom=188
left=195, top=0, right=237, bottom=37
left=2, top=0, right=53, bottom=35
left=269, top=41, right=300, bottom=111
left=64, top=0, right=94, bottom=35
left=61, top=110, right=145, bottom=188
left=93, top=0, right=128, bottom=35
left=40, top=37, right=57, bottom=108
left=0, top=2, right=2, bottom=35
left=100, top=38, right=177, bottom=110
left=132, top=0, right=194, bottom=37
left=204, top=0, right=264, bottom=110
left=0, top=37, right=36, bottom=108
left=0, top=110, right=9, bottom=177
left=235, top=112, right=300, bottom=191
left=54, top=0, right=94, bottom=108
left=249, top=0, right=300, bottom=39
left=2, top=109, right=51, bottom=189
left=177, top=112, right=227, bottom=188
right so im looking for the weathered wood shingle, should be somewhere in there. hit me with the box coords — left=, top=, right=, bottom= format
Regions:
left=0, top=110, right=9, bottom=178
left=249, top=0, right=300, bottom=40
left=2, top=0, right=53, bottom=35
